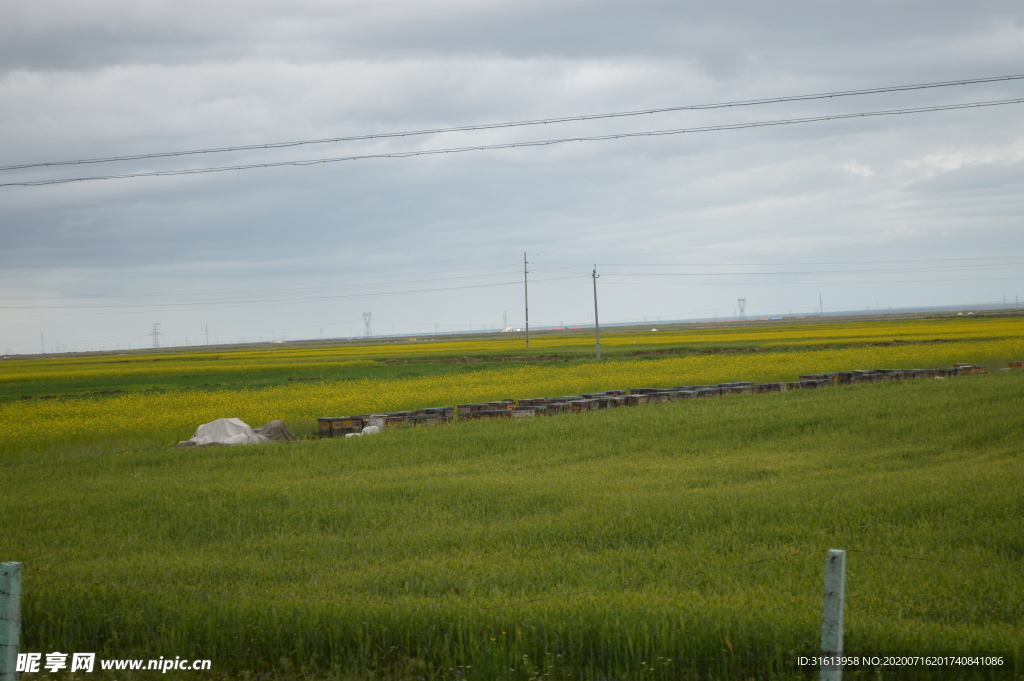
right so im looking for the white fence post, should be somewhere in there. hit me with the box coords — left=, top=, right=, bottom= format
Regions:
left=820, top=549, right=846, bottom=681
left=0, top=562, right=21, bottom=681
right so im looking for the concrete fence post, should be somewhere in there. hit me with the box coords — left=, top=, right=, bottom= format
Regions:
left=0, top=562, right=21, bottom=681
left=820, top=549, right=846, bottom=681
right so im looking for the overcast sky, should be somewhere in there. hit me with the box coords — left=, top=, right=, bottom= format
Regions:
left=2, top=0, right=1024, bottom=353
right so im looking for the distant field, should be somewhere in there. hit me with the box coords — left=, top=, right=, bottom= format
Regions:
left=1, top=316, right=1023, bottom=679
left=2, top=316, right=1023, bottom=450
left=3, top=315, right=1023, bottom=396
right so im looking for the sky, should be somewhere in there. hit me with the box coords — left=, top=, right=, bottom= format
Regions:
left=2, top=0, right=1024, bottom=354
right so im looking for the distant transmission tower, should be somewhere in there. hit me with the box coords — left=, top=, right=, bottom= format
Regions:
left=150, top=323, right=162, bottom=348
left=737, top=298, right=746, bottom=321
left=362, top=312, right=373, bottom=338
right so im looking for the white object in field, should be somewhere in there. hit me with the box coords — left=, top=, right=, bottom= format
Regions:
left=651, top=328, right=658, bottom=331
left=820, top=549, right=846, bottom=681
left=361, top=425, right=382, bottom=435
left=177, top=418, right=270, bottom=447
left=253, top=419, right=297, bottom=441
left=345, top=432, right=361, bottom=438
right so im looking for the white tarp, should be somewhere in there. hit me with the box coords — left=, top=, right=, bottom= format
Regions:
left=253, top=419, right=298, bottom=442
left=177, top=418, right=270, bottom=447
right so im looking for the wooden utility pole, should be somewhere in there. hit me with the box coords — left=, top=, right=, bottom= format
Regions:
left=523, top=252, right=530, bottom=348
left=592, top=266, right=601, bottom=359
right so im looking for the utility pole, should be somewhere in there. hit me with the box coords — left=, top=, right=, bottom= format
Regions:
left=523, top=252, right=530, bottom=348
left=40, top=332, right=44, bottom=354
left=592, top=266, right=601, bottom=359
left=205, top=324, right=209, bottom=345
left=363, top=312, right=373, bottom=338
left=737, top=298, right=746, bottom=321
left=820, top=293, right=823, bottom=317
left=150, top=323, right=161, bottom=349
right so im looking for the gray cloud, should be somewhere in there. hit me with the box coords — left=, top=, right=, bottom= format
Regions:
left=2, top=1, right=1024, bottom=352
left=4, top=0, right=1022, bottom=71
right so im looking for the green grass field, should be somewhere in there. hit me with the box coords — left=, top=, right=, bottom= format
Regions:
left=2, top=353, right=1023, bottom=679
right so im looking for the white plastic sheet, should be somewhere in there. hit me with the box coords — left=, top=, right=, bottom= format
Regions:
left=177, top=418, right=270, bottom=447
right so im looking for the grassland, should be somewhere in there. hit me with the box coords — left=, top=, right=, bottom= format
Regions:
left=1, top=316, right=1023, bottom=680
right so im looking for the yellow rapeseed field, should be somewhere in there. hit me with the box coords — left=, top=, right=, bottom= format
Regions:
left=3, top=315, right=1021, bottom=387
left=0, top=353, right=374, bottom=385
left=3, top=329, right=1022, bottom=448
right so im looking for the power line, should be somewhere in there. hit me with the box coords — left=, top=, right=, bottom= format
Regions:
left=0, top=269, right=522, bottom=302
left=600, top=262, right=1024, bottom=276
left=5, top=73, right=1022, bottom=172
left=526, top=263, right=1024, bottom=281
left=590, top=276, right=1024, bottom=287
left=6, top=259, right=1004, bottom=305
left=531, top=275, right=1024, bottom=289
left=524, top=240, right=1024, bottom=259
left=5, top=97, right=1024, bottom=188
left=588, top=255, right=1024, bottom=266
left=6, top=270, right=1013, bottom=314
left=0, top=280, right=522, bottom=310
left=0, top=275, right=579, bottom=318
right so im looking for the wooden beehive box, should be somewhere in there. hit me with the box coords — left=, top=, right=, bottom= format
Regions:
left=316, top=416, right=366, bottom=437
